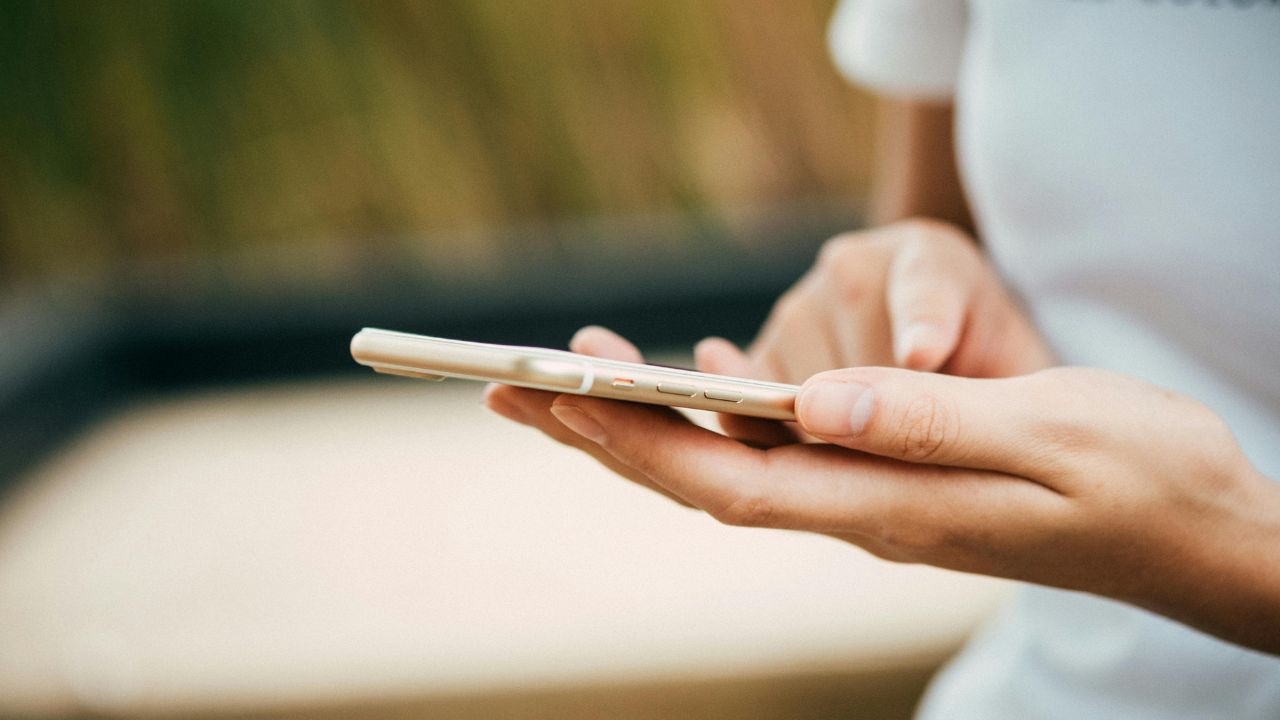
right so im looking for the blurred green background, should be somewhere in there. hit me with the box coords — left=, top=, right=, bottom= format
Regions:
left=0, top=0, right=879, bottom=483
left=0, top=0, right=874, bottom=294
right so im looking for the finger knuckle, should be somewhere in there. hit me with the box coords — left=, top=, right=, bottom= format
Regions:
left=817, top=233, right=860, bottom=269
left=880, top=519, right=956, bottom=558
left=893, top=392, right=957, bottom=463
left=818, top=235, right=883, bottom=299
left=832, top=265, right=880, bottom=309
left=712, top=490, right=778, bottom=528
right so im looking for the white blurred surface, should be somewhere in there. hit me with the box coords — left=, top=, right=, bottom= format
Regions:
left=0, top=376, right=1010, bottom=716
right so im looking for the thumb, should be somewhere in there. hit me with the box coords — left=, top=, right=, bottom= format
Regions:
left=795, top=366, right=1048, bottom=478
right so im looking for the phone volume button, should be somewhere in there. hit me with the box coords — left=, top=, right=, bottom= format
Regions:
left=704, top=388, right=743, bottom=403
left=656, top=382, right=697, bottom=397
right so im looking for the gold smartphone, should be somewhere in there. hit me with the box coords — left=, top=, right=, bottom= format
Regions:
left=350, top=328, right=797, bottom=420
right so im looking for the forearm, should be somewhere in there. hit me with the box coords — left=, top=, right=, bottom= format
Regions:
left=1136, top=466, right=1280, bottom=655
left=871, top=97, right=974, bottom=234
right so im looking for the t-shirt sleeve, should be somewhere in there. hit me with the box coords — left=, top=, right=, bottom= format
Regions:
left=827, top=0, right=967, bottom=101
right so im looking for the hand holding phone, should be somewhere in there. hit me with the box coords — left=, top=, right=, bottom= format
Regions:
left=350, top=328, right=797, bottom=420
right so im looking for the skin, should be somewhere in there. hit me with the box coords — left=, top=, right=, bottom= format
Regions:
left=485, top=99, right=1280, bottom=655
left=871, top=99, right=974, bottom=233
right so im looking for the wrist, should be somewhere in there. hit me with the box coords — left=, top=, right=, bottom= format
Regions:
left=1149, top=463, right=1280, bottom=653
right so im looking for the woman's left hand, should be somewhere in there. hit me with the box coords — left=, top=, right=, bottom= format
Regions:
left=490, top=334, right=1280, bottom=655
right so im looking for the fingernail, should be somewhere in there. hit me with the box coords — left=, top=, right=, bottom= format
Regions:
left=896, top=323, right=939, bottom=367
left=802, top=381, right=875, bottom=436
left=551, top=404, right=607, bottom=444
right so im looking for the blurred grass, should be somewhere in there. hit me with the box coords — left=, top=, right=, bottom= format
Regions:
left=0, top=0, right=874, bottom=293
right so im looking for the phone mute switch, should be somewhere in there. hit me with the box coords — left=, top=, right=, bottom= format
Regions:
left=704, top=388, right=743, bottom=403
left=657, top=382, right=697, bottom=397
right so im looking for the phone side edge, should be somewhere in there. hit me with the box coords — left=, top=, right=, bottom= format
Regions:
left=582, top=358, right=797, bottom=421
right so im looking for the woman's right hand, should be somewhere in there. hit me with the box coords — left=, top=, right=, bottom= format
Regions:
left=693, top=218, right=1053, bottom=387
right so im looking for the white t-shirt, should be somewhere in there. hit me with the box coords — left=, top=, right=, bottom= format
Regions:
left=830, top=2, right=1280, bottom=718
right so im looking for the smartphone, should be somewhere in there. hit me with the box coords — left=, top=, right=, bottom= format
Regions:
left=350, top=328, right=797, bottom=420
